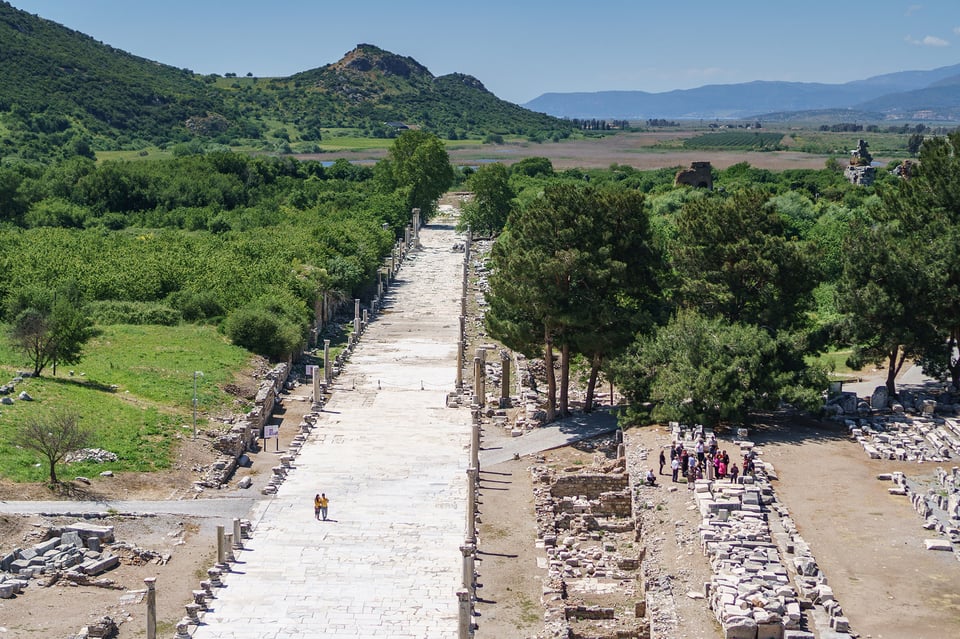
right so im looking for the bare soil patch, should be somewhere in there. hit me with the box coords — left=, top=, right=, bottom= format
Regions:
left=299, top=132, right=866, bottom=172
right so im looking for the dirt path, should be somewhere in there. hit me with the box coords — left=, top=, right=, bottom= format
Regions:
left=753, top=415, right=960, bottom=639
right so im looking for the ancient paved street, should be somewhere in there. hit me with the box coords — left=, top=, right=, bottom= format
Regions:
left=192, top=223, right=470, bottom=638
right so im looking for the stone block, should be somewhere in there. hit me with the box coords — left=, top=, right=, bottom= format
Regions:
left=33, top=537, right=60, bottom=555
left=831, top=616, right=850, bottom=632
left=81, top=555, right=120, bottom=575
left=924, top=538, right=952, bottom=551
left=724, top=615, right=758, bottom=639
left=64, top=523, right=115, bottom=544
left=60, top=531, right=82, bottom=548
left=757, top=623, right=785, bottom=639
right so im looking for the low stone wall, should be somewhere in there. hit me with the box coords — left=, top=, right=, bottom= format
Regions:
left=551, top=473, right=630, bottom=499
left=194, top=363, right=289, bottom=490
left=880, top=468, right=960, bottom=556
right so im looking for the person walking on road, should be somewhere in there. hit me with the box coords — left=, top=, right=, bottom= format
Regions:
left=318, top=493, right=329, bottom=521
left=314, top=494, right=322, bottom=520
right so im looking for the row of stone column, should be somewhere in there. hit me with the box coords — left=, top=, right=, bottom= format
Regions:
left=457, top=225, right=477, bottom=638
left=154, top=518, right=248, bottom=638
left=313, top=204, right=421, bottom=403
left=455, top=227, right=472, bottom=391
left=459, top=409, right=482, bottom=638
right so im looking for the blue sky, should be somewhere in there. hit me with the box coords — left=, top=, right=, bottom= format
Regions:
left=10, top=0, right=960, bottom=104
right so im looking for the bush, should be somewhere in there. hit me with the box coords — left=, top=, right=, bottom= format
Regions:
left=88, top=301, right=182, bottom=325
left=223, top=306, right=302, bottom=360
left=165, top=290, right=224, bottom=322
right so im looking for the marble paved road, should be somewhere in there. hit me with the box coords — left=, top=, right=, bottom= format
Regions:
left=192, top=224, right=470, bottom=638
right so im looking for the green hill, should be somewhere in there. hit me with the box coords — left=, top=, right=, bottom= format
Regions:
left=0, top=4, right=573, bottom=161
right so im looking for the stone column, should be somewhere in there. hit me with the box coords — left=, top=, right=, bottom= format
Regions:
left=466, top=468, right=477, bottom=544
left=471, top=412, right=480, bottom=472
left=404, top=225, right=411, bottom=250
left=461, top=258, right=468, bottom=318
left=477, top=348, right=487, bottom=406
left=362, top=309, right=368, bottom=328
left=465, top=226, right=472, bottom=264
left=472, top=356, right=482, bottom=406
left=324, top=339, right=331, bottom=385
left=456, top=316, right=465, bottom=391
left=216, top=525, right=225, bottom=565
left=145, top=577, right=157, bottom=639
left=457, top=590, right=472, bottom=639
left=233, top=518, right=243, bottom=549
left=500, top=350, right=511, bottom=408
left=354, top=298, right=361, bottom=337
left=412, top=208, right=421, bottom=249
left=224, top=533, right=235, bottom=562
left=460, top=543, right=476, bottom=590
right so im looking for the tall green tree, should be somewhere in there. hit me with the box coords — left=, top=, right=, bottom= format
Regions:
left=8, top=283, right=95, bottom=377
left=836, top=211, right=938, bottom=395
left=670, top=189, right=816, bottom=332
left=383, top=130, right=454, bottom=219
left=613, top=309, right=826, bottom=427
left=877, top=132, right=960, bottom=389
left=486, top=183, right=661, bottom=419
left=569, top=188, right=662, bottom=411
left=458, top=162, right=514, bottom=235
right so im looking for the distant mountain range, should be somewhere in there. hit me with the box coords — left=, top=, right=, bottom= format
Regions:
left=523, top=64, right=960, bottom=122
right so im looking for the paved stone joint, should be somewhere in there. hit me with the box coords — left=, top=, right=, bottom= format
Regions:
left=190, top=222, right=470, bottom=639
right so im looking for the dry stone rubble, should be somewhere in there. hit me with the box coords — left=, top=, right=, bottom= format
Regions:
left=0, top=521, right=145, bottom=599
left=825, top=386, right=960, bottom=462
left=531, top=441, right=650, bottom=639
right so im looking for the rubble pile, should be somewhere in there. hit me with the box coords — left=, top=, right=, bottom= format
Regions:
left=694, top=447, right=854, bottom=639
left=0, top=522, right=121, bottom=599
left=879, top=468, right=960, bottom=556
left=532, top=451, right=649, bottom=639
left=825, top=386, right=960, bottom=462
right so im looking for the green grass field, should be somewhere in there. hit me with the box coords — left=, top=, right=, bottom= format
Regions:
left=0, top=324, right=253, bottom=482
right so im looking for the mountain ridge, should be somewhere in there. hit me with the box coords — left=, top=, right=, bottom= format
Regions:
left=0, top=4, right=572, bottom=161
left=523, top=64, right=960, bottom=121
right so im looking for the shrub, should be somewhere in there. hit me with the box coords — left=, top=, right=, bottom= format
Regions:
left=87, top=301, right=182, bottom=326
left=223, top=306, right=302, bottom=360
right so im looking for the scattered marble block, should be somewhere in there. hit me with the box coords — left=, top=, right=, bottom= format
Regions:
left=924, top=538, right=953, bottom=551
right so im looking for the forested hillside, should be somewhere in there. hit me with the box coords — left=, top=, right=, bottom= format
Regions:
left=0, top=3, right=574, bottom=161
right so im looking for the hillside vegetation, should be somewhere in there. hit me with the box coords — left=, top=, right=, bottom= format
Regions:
left=0, top=3, right=574, bottom=161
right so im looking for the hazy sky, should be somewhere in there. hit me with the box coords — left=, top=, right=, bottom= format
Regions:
left=10, top=0, right=960, bottom=104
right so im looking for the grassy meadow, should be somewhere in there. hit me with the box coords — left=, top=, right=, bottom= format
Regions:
left=0, top=324, right=254, bottom=482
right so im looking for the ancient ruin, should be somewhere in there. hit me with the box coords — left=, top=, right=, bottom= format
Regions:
left=843, top=139, right=875, bottom=185
left=674, top=161, right=713, bottom=189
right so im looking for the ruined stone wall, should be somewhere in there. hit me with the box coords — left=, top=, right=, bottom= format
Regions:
left=551, top=473, right=629, bottom=499
left=533, top=453, right=649, bottom=639
left=674, top=161, right=713, bottom=189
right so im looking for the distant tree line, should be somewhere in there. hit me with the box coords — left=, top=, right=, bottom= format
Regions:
left=569, top=119, right=631, bottom=131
